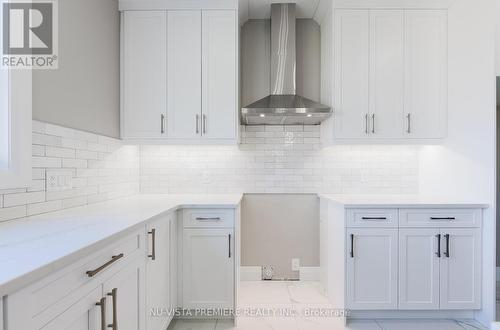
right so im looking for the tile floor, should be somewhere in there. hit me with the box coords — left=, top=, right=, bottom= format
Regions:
left=167, top=281, right=489, bottom=330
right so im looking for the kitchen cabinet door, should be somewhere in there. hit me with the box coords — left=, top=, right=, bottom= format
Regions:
left=333, top=10, right=370, bottom=138
left=167, top=11, right=202, bottom=139
left=122, top=11, right=167, bottom=139
left=38, top=287, right=101, bottom=330
left=183, top=228, right=234, bottom=309
left=346, top=228, right=398, bottom=310
left=439, top=228, right=481, bottom=309
left=146, top=214, right=172, bottom=330
left=103, top=257, right=145, bottom=330
left=399, top=228, right=440, bottom=310
left=201, top=11, right=238, bottom=140
left=369, top=11, right=404, bottom=137
left=404, top=10, right=447, bottom=138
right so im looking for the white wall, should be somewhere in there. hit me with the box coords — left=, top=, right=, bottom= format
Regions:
left=496, top=0, right=500, bottom=75
left=418, top=0, right=496, bottom=324
left=33, top=0, right=120, bottom=138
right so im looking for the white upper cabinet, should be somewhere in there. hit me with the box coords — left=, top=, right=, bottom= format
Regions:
left=201, top=11, right=238, bottom=140
left=333, top=10, right=370, bottom=138
left=121, top=7, right=238, bottom=144
left=167, top=11, right=202, bottom=139
left=328, top=9, right=447, bottom=141
left=122, top=11, right=167, bottom=139
left=404, top=10, right=447, bottom=138
left=369, top=10, right=405, bottom=137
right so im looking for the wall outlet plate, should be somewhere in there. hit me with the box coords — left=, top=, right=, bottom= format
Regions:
left=262, top=265, right=274, bottom=280
left=292, top=258, right=300, bottom=271
left=46, top=170, right=73, bottom=192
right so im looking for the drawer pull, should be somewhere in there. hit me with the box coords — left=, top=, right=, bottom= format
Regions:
left=96, top=297, right=106, bottom=330
left=86, top=254, right=124, bottom=277
left=361, top=217, right=387, bottom=220
left=148, top=229, right=156, bottom=261
left=430, top=217, right=456, bottom=220
left=107, top=288, right=118, bottom=330
left=435, top=234, right=441, bottom=258
left=228, top=234, right=232, bottom=258
left=195, top=217, right=221, bottom=221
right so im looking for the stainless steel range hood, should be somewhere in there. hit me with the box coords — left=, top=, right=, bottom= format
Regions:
left=241, top=3, right=332, bottom=125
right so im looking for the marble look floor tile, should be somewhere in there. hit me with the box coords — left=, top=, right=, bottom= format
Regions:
left=168, top=319, right=217, bottom=330
left=376, top=319, right=464, bottom=330
left=346, top=320, right=383, bottom=330
left=455, top=319, right=489, bottom=330
left=287, top=281, right=330, bottom=304
left=239, top=281, right=292, bottom=305
left=232, top=316, right=298, bottom=330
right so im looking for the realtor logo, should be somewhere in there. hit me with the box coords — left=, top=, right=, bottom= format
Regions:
left=1, top=0, right=58, bottom=69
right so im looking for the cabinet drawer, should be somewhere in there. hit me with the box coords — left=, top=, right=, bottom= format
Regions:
left=399, top=209, right=482, bottom=228
left=346, top=209, right=398, bottom=227
left=182, top=209, right=234, bottom=228
left=7, top=231, right=143, bottom=329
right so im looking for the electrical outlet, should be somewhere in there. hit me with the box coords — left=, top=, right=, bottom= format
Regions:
left=46, top=170, right=73, bottom=192
left=292, top=258, right=300, bottom=272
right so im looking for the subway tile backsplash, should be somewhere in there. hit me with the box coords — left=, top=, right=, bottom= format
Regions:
left=0, top=123, right=419, bottom=223
left=0, top=121, right=140, bottom=223
left=140, top=125, right=419, bottom=195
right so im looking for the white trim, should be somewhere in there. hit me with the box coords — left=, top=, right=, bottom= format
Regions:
left=331, top=0, right=454, bottom=9
left=119, top=0, right=238, bottom=11
left=299, top=267, right=320, bottom=281
left=240, top=266, right=261, bottom=281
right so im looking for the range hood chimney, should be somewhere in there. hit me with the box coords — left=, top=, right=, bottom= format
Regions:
left=241, top=3, right=332, bottom=125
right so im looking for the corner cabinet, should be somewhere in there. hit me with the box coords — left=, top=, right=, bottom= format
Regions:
left=121, top=8, right=238, bottom=145
left=322, top=8, right=447, bottom=142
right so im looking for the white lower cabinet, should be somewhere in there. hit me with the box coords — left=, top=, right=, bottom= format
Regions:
left=346, top=208, right=482, bottom=312
left=399, top=228, right=440, bottom=309
left=146, top=214, right=172, bottom=330
left=346, top=228, right=398, bottom=310
left=182, top=228, right=234, bottom=309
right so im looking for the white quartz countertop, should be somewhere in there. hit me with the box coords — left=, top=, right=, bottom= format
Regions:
left=0, top=194, right=242, bottom=296
left=319, top=194, right=489, bottom=209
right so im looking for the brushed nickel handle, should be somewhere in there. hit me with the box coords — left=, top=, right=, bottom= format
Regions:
left=107, top=288, right=118, bottom=330
left=371, top=114, right=375, bottom=133
left=406, top=113, right=411, bottom=134
left=195, top=217, right=221, bottom=221
left=350, top=234, right=354, bottom=258
left=96, top=297, right=106, bottom=330
left=86, top=254, right=124, bottom=277
left=203, top=114, right=207, bottom=134
left=228, top=234, right=232, bottom=258
left=196, top=115, right=200, bottom=134
left=161, top=114, right=165, bottom=134
left=435, top=234, right=441, bottom=258
left=430, top=217, right=456, bottom=221
left=361, top=217, right=387, bottom=220
left=365, top=114, right=369, bottom=134
left=148, top=229, right=156, bottom=261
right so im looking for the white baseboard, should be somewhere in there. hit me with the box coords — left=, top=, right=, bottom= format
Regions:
left=299, top=267, right=320, bottom=281
left=240, top=266, right=261, bottom=281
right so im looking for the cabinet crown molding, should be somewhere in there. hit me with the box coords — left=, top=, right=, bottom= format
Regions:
left=119, top=0, right=238, bottom=11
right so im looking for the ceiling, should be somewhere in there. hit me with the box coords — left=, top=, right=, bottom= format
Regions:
left=238, top=0, right=324, bottom=24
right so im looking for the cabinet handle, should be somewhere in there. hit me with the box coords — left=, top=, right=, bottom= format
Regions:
left=361, top=217, right=387, bottom=220
left=444, top=234, right=450, bottom=258
left=371, top=114, right=375, bottom=134
left=430, top=217, right=456, bottom=221
left=86, top=254, right=124, bottom=277
left=203, top=114, right=207, bottom=134
left=107, top=288, right=118, bottom=330
left=365, top=114, right=369, bottom=134
left=195, top=217, right=221, bottom=221
left=406, top=113, right=411, bottom=134
left=350, top=234, right=354, bottom=258
left=228, top=234, right=231, bottom=258
left=161, top=114, right=165, bottom=134
left=196, top=115, right=200, bottom=134
left=435, top=234, right=441, bottom=258
left=96, top=297, right=106, bottom=330
left=148, top=229, right=156, bottom=261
